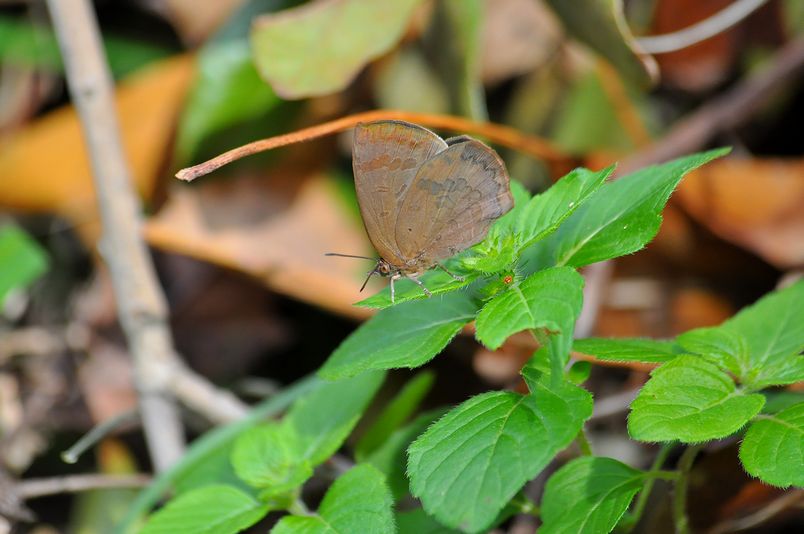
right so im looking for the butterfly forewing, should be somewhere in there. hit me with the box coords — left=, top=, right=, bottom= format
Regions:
left=352, top=121, right=447, bottom=266
left=394, top=138, right=513, bottom=269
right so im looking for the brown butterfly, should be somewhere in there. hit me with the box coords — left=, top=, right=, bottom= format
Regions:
left=328, top=120, right=514, bottom=303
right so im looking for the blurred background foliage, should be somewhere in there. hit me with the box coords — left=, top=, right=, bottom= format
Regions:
left=0, top=0, right=802, bottom=532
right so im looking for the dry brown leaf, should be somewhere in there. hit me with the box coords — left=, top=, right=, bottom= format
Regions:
left=479, top=0, right=561, bottom=86
left=676, top=158, right=804, bottom=268
left=145, top=172, right=375, bottom=318
left=147, top=0, right=246, bottom=44
left=0, top=55, right=195, bottom=244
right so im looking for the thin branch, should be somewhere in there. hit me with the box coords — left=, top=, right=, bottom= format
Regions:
left=619, top=35, right=804, bottom=175
left=707, top=489, right=804, bottom=534
left=46, top=0, right=185, bottom=471
left=623, top=443, right=676, bottom=533
left=61, top=409, right=139, bottom=464
left=674, top=444, right=704, bottom=534
left=17, top=474, right=151, bottom=499
left=635, top=0, right=768, bottom=54
left=175, top=110, right=572, bottom=182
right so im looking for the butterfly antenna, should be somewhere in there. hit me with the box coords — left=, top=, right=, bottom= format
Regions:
left=359, top=269, right=377, bottom=292
left=324, top=252, right=376, bottom=260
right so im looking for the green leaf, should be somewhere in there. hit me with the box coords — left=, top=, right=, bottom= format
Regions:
left=365, top=410, right=444, bottom=499
left=408, top=377, right=592, bottom=532
left=544, top=0, right=657, bottom=87
left=0, top=224, right=48, bottom=305
left=141, top=485, right=269, bottom=534
left=230, top=372, right=383, bottom=495
left=176, top=40, right=279, bottom=162
left=515, top=166, right=613, bottom=251
left=356, top=371, right=435, bottom=459
left=271, top=464, right=394, bottom=534
left=231, top=424, right=312, bottom=494
left=528, top=149, right=730, bottom=268
left=739, top=403, right=804, bottom=488
left=550, top=71, right=636, bottom=154
left=573, top=337, right=680, bottom=364
left=397, top=508, right=459, bottom=534
left=0, top=16, right=171, bottom=77
left=285, top=371, right=385, bottom=465
left=475, top=266, right=584, bottom=353
left=628, top=356, right=765, bottom=443
left=676, top=327, right=749, bottom=378
left=320, top=293, right=478, bottom=379
left=540, top=457, right=645, bottom=534
left=723, top=280, right=804, bottom=389
left=251, top=0, right=424, bottom=98
left=120, top=376, right=320, bottom=534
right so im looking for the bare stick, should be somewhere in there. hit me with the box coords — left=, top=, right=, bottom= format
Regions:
left=61, top=409, right=139, bottom=464
left=175, top=110, right=571, bottom=182
left=708, top=489, right=804, bottom=534
left=620, top=35, right=804, bottom=175
left=636, top=0, right=768, bottom=54
left=17, top=474, right=151, bottom=499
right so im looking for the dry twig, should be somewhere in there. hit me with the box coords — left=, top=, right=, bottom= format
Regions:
left=45, top=0, right=249, bottom=471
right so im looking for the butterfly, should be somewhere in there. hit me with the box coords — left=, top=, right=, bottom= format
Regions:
left=328, top=120, right=513, bottom=303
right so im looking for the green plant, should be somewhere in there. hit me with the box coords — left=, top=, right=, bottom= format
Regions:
left=135, top=149, right=804, bottom=534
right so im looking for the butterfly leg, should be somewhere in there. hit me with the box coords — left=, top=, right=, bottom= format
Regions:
left=407, top=275, right=432, bottom=298
left=437, top=263, right=464, bottom=282
left=390, top=273, right=402, bottom=304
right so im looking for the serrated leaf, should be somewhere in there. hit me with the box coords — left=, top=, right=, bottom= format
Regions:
left=356, top=371, right=435, bottom=459
left=739, top=403, right=804, bottom=488
left=0, top=224, right=48, bottom=305
left=528, top=149, right=730, bottom=268
left=320, top=293, right=478, bottom=379
left=628, top=356, right=765, bottom=443
left=397, top=508, right=459, bottom=534
left=573, top=337, right=680, bottom=364
left=408, top=377, right=592, bottom=532
left=475, top=266, right=584, bottom=353
left=676, top=327, right=749, bottom=378
left=271, top=464, right=394, bottom=534
left=231, top=372, right=383, bottom=495
left=285, top=371, right=385, bottom=465
left=141, top=485, right=269, bottom=534
left=514, top=166, right=613, bottom=250
left=723, top=280, right=804, bottom=388
left=540, top=457, right=645, bottom=534
left=366, top=410, right=444, bottom=499
left=251, top=0, right=424, bottom=98
left=231, top=424, right=312, bottom=494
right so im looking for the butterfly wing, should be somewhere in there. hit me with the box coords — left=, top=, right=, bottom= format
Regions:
left=353, top=121, right=447, bottom=266
left=394, top=138, right=513, bottom=270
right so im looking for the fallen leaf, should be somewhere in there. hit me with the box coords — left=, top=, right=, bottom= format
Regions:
left=480, top=0, right=561, bottom=86
left=0, top=54, right=195, bottom=244
left=145, top=172, right=374, bottom=318
left=676, top=158, right=804, bottom=268
left=154, top=0, right=246, bottom=44
left=250, top=0, right=425, bottom=98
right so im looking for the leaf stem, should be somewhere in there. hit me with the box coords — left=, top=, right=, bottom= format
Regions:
left=674, top=444, right=703, bottom=534
left=575, top=429, right=593, bottom=456
left=623, top=443, right=675, bottom=532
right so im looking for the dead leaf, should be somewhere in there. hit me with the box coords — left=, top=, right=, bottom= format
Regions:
left=148, top=0, right=246, bottom=44
left=145, top=172, right=375, bottom=318
left=480, top=0, right=561, bottom=86
left=0, top=55, right=195, bottom=244
left=676, top=158, right=804, bottom=268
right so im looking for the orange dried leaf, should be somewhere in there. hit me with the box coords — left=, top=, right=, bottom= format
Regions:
left=0, top=55, right=195, bottom=243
